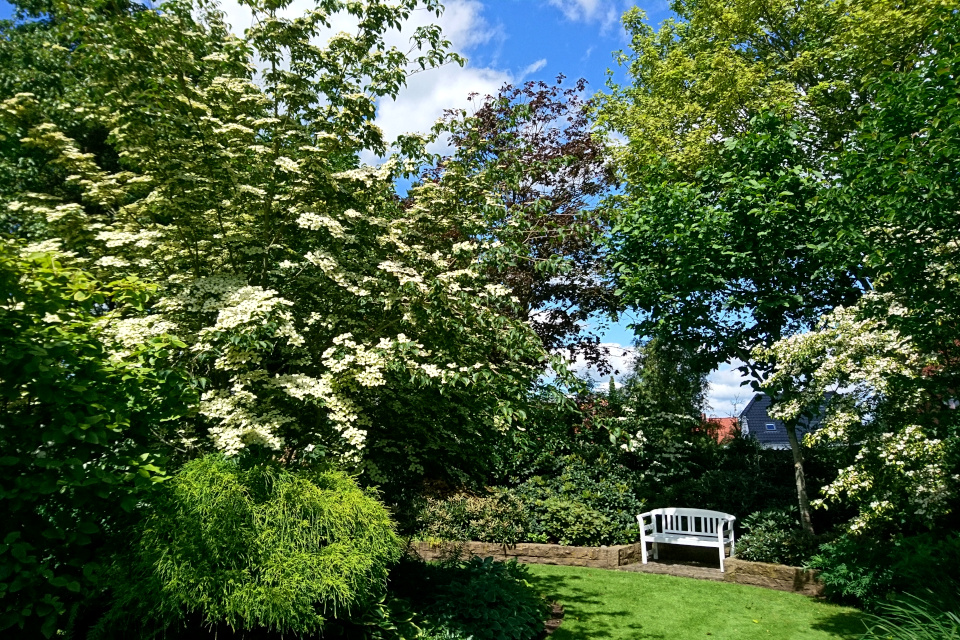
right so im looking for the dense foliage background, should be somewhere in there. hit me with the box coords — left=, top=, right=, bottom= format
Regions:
left=1, top=0, right=958, bottom=637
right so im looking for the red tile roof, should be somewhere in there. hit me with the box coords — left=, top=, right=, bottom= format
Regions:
left=702, top=417, right=739, bottom=443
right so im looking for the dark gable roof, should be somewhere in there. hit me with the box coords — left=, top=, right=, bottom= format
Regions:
left=738, top=393, right=833, bottom=449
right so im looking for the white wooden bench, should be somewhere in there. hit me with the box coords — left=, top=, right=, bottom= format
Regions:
left=637, top=507, right=736, bottom=572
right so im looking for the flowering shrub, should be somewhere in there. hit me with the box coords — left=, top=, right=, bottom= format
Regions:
left=0, top=245, right=194, bottom=637
left=0, top=0, right=554, bottom=485
left=758, top=294, right=959, bottom=534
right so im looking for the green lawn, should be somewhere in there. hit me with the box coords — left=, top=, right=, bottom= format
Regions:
left=526, top=564, right=865, bottom=640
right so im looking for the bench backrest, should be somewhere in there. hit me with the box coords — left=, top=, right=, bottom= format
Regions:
left=648, top=508, right=734, bottom=536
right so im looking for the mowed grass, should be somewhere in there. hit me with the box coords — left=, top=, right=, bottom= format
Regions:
left=526, top=564, right=865, bottom=640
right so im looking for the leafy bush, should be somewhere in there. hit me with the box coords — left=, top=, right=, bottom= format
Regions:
left=322, top=592, right=425, bottom=640
left=417, top=489, right=528, bottom=545
left=95, top=455, right=401, bottom=637
left=415, top=451, right=645, bottom=547
left=809, top=533, right=894, bottom=608
left=736, top=508, right=821, bottom=566
left=861, top=595, right=960, bottom=640
left=523, top=495, right=617, bottom=546
left=811, top=532, right=960, bottom=610
left=391, top=555, right=549, bottom=640
left=513, top=452, right=645, bottom=546
left=0, top=248, right=194, bottom=638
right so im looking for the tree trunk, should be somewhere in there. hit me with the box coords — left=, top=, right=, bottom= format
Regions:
left=784, top=419, right=815, bottom=535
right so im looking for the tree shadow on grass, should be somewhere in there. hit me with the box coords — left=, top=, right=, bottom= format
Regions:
left=810, top=610, right=869, bottom=640
left=529, top=571, right=665, bottom=640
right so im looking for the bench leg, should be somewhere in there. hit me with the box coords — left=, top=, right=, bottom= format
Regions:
left=653, top=542, right=659, bottom=560
left=641, top=539, right=648, bottom=565
left=719, top=544, right=725, bottom=573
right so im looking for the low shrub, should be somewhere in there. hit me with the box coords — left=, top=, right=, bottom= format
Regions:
left=524, top=495, right=618, bottom=546
left=513, top=452, right=645, bottom=546
left=414, top=451, right=645, bottom=547
left=809, top=533, right=894, bottom=609
left=94, top=455, right=402, bottom=637
left=390, top=555, right=549, bottom=640
left=811, top=532, right=960, bottom=610
left=322, top=592, right=425, bottom=640
left=736, top=507, right=821, bottom=566
left=417, top=489, right=528, bottom=544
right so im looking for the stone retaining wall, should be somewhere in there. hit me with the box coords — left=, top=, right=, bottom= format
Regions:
left=410, top=540, right=643, bottom=569
left=722, top=558, right=824, bottom=596
left=409, top=540, right=823, bottom=595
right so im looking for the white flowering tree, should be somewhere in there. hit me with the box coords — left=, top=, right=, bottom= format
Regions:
left=0, top=0, right=552, bottom=488
left=757, top=294, right=958, bottom=534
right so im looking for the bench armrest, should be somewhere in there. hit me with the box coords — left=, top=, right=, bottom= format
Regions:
left=718, top=516, right=736, bottom=541
left=636, top=512, right=655, bottom=535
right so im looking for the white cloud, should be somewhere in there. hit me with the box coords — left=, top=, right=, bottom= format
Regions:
left=373, top=1, right=510, bottom=154
left=377, top=63, right=509, bottom=155
left=705, top=359, right=754, bottom=418
left=569, top=347, right=757, bottom=417
left=564, top=342, right=637, bottom=386
left=546, top=0, right=624, bottom=32
left=520, top=58, right=547, bottom=78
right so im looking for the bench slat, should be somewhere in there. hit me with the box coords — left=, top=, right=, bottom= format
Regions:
left=647, top=534, right=730, bottom=547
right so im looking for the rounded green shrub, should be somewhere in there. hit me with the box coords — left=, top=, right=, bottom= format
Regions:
left=96, top=455, right=401, bottom=636
left=414, top=452, right=645, bottom=547
left=811, top=532, right=960, bottom=610
left=737, top=507, right=820, bottom=567
left=514, top=452, right=645, bottom=546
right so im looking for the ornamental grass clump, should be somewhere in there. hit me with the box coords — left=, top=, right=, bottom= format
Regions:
left=861, top=595, right=960, bottom=640
left=96, top=455, right=401, bottom=636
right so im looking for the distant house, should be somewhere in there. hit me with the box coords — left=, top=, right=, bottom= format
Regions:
left=701, top=416, right=738, bottom=444
left=738, top=393, right=833, bottom=450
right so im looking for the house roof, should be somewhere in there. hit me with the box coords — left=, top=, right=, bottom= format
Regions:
left=738, top=393, right=832, bottom=449
left=701, top=416, right=738, bottom=444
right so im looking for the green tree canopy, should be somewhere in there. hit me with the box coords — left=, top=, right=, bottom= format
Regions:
left=594, top=0, right=947, bottom=372
left=594, top=0, right=954, bottom=535
left=760, top=13, right=960, bottom=536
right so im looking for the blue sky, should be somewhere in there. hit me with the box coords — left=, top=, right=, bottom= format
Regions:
left=0, top=0, right=751, bottom=415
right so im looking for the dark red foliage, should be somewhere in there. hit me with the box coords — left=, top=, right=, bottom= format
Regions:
left=424, top=77, right=619, bottom=372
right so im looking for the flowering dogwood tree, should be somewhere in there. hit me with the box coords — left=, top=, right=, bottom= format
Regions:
left=758, top=295, right=957, bottom=533
left=0, top=0, right=552, bottom=485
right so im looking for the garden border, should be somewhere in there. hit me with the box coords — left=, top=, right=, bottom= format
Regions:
left=409, top=540, right=823, bottom=596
